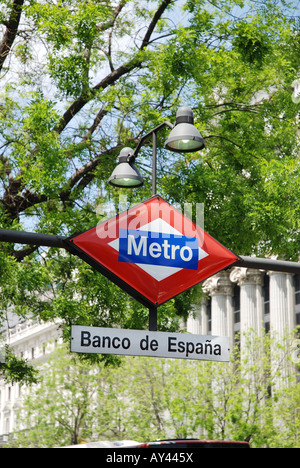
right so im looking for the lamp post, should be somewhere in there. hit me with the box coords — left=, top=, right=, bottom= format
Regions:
left=108, top=106, right=205, bottom=330
left=108, top=106, right=205, bottom=195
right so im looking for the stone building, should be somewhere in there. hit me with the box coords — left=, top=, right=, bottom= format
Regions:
left=0, top=317, right=62, bottom=446
left=188, top=268, right=300, bottom=343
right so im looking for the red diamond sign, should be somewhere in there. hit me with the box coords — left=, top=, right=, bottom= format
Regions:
left=66, top=196, right=239, bottom=307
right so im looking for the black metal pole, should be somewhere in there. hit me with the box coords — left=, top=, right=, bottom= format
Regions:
left=235, top=256, right=300, bottom=275
left=0, top=229, right=67, bottom=248
left=149, top=306, right=158, bottom=331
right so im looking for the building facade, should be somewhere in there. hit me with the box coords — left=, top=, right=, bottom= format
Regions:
left=188, top=268, right=300, bottom=341
left=0, top=267, right=299, bottom=446
left=0, top=317, right=62, bottom=446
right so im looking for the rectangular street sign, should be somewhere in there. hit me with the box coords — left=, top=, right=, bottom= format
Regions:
left=71, top=326, right=230, bottom=362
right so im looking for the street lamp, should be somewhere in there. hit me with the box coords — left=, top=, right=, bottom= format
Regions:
left=108, top=106, right=205, bottom=194
left=107, top=147, right=144, bottom=188
left=165, top=106, right=205, bottom=153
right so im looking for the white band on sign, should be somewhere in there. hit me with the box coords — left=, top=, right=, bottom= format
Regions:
left=71, top=326, right=230, bottom=362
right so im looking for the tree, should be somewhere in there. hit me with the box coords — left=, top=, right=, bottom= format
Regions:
left=158, top=0, right=300, bottom=260
left=10, top=346, right=112, bottom=447
left=0, top=0, right=299, bottom=379
left=0, top=346, right=38, bottom=385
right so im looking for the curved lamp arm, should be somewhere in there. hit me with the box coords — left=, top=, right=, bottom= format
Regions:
left=133, top=121, right=174, bottom=158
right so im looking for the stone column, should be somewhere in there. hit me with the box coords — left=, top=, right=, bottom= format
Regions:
left=230, top=268, right=264, bottom=336
left=202, top=271, right=234, bottom=340
left=200, top=297, right=209, bottom=335
left=230, top=268, right=264, bottom=360
left=268, top=271, right=295, bottom=337
left=268, top=271, right=295, bottom=387
left=187, top=297, right=208, bottom=335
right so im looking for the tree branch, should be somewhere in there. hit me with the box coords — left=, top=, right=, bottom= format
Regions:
left=55, top=0, right=174, bottom=134
left=0, top=0, right=24, bottom=73
left=204, top=134, right=259, bottom=159
left=59, top=145, right=122, bottom=202
left=140, top=0, right=173, bottom=49
left=1, top=0, right=175, bottom=226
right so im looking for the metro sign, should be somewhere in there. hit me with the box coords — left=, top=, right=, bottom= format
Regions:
left=66, top=196, right=239, bottom=308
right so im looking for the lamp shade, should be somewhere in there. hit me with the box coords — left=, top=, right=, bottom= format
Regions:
left=108, top=147, right=144, bottom=188
left=165, top=106, right=205, bottom=153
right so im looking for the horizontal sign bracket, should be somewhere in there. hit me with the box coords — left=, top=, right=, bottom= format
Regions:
left=1, top=230, right=299, bottom=274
